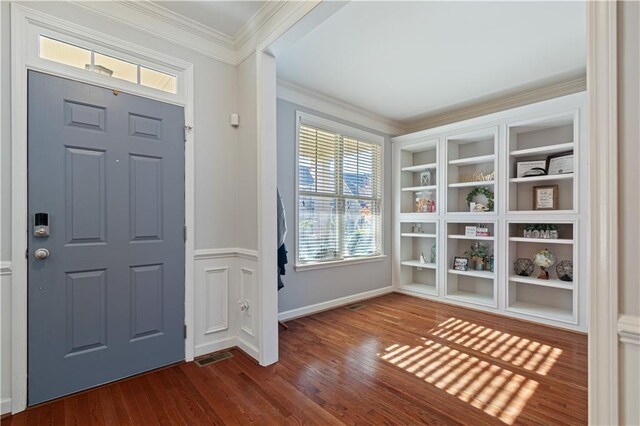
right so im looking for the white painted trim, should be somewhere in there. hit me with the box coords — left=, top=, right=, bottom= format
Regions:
left=0, top=262, right=11, bottom=276
left=75, top=0, right=298, bottom=67
left=1, top=399, right=11, bottom=416
left=194, top=248, right=258, bottom=261
left=587, top=2, right=619, bottom=425
left=297, top=110, right=386, bottom=145
left=237, top=338, right=261, bottom=361
left=295, top=255, right=387, bottom=272
left=278, top=79, right=406, bottom=136
left=403, top=76, right=587, bottom=133
left=278, top=286, right=394, bottom=322
left=194, top=337, right=238, bottom=358
left=10, top=5, right=196, bottom=414
left=618, top=316, right=640, bottom=346
left=203, top=267, right=229, bottom=334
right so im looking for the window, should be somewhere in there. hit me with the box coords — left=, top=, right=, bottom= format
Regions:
left=296, top=113, right=383, bottom=268
left=38, top=36, right=178, bottom=94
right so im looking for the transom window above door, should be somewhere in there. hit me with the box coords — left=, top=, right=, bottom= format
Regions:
left=39, top=36, right=177, bottom=94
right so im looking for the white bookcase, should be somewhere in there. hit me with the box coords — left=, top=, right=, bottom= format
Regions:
left=392, top=92, right=587, bottom=332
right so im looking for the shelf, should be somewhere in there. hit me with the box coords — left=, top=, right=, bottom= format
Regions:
left=401, top=185, right=437, bottom=192
left=401, top=233, right=437, bottom=238
left=399, top=282, right=437, bottom=295
left=508, top=275, right=573, bottom=290
left=448, top=234, right=494, bottom=241
left=507, top=301, right=573, bottom=322
left=448, top=154, right=495, bottom=166
left=508, top=237, right=573, bottom=245
left=402, top=163, right=437, bottom=173
left=401, top=260, right=437, bottom=269
left=448, top=181, right=495, bottom=188
left=509, top=173, right=573, bottom=184
left=447, top=269, right=494, bottom=279
left=509, top=142, right=574, bottom=158
left=446, top=290, right=494, bottom=306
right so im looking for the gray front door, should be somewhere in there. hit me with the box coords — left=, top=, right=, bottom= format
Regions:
left=28, top=71, right=185, bottom=405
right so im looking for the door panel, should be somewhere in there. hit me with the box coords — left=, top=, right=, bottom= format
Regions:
left=28, top=71, right=185, bottom=405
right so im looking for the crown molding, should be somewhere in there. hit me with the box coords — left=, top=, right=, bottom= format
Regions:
left=120, top=1, right=236, bottom=48
left=277, top=79, right=407, bottom=136
left=71, top=0, right=293, bottom=66
left=234, top=1, right=287, bottom=50
left=403, top=76, right=587, bottom=133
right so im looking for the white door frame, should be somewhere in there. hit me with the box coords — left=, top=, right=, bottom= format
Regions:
left=587, top=1, right=619, bottom=425
left=10, top=4, right=196, bottom=412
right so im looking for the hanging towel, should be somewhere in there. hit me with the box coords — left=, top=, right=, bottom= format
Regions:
left=277, top=189, right=288, bottom=290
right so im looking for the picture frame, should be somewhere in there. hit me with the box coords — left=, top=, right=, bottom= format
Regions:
left=465, top=226, right=477, bottom=237
left=516, top=160, right=546, bottom=178
left=533, top=185, right=559, bottom=210
left=546, top=150, right=574, bottom=175
left=453, top=256, right=469, bottom=271
left=420, top=169, right=433, bottom=186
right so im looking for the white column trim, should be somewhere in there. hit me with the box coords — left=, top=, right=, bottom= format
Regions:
left=587, top=2, right=619, bottom=425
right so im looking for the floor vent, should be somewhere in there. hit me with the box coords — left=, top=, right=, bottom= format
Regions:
left=195, top=351, right=233, bottom=367
left=345, top=303, right=365, bottom=311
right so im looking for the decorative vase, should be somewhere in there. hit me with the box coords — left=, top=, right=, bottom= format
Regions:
left=430, top=245, right=436, bottom=263
left=474, top=260, right=484, bottom=271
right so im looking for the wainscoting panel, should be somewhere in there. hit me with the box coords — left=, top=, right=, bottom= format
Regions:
left=193, top=248, right=258, bottom=358
left=204, top=266, right=229, bottom=334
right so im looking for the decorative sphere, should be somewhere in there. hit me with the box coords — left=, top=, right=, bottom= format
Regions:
left=534, top=249, right=555, bottom=269
left=514, top=258, right=535, bottom=276
left=556, top=260, right=573, bottom=282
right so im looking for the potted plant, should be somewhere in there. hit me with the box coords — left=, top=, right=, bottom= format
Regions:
left=465, top=242, right=489, bottom=271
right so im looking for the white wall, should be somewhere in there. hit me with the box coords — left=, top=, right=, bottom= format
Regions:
left=276, top=99, right=393, bottom=316
left=0, top=1, right=241, bottom=413
left=617, top=3, right=640, bottom=424
left=236, top=54, right=259, bottom=251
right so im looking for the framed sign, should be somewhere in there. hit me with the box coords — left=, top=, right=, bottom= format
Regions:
left=546, top=151, right=574, bottom=175
left=533, top=185, right=559, bottom=210
left=516, top=160, right=546, bottom=178
left=453, top=256, right=469, bottom=271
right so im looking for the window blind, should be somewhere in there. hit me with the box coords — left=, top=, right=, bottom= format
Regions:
left=297, top=122, right=383, bottom=265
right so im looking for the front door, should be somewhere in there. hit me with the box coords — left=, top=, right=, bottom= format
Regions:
left=28, top=71, right=185, bottom=405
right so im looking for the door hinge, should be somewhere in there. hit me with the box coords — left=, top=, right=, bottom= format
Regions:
left=184, top=125, right=193, bottom=142
left=184, top=325, right=187, bottom=339
left=25, top=249, right=29, bottom=259
left=184, top=225, right=187, bottom=242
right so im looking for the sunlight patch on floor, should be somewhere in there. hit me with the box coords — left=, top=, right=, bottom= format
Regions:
left=380, top=339, right=539, bottom=425
left=379, top=317, right=564, bottom=425
left=426, top=317, right=563, bottom=375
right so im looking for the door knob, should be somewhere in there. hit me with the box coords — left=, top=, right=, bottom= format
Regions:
left=34, top=248, right=50, bottom=260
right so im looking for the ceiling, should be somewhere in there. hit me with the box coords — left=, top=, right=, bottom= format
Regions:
left=276, top=1, right=586, bottom=124
left=156, top=1, right=266, bottom=38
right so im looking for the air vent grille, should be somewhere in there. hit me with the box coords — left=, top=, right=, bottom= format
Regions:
left=345, top=303, right=366, bottom=311
left=195, top=351, right=233, bottom=367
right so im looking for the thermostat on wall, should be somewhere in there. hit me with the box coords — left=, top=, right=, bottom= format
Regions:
left=230, top=113, right=239, bottom=128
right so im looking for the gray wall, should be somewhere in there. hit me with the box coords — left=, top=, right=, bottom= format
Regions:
left=276, top=99, right=392, bottom=313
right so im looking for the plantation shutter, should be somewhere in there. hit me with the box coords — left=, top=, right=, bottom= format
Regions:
left=297, top=122, right=383, bottom=265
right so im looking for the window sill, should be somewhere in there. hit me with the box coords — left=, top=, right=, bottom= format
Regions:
left=295, top=255, right=387, bottom=272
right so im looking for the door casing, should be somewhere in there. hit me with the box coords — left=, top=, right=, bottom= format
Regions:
left=10, top=4, right=196, bottom=413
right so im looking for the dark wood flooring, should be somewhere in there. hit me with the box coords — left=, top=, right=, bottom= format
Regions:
left=3, top=293, right=587, bottom=425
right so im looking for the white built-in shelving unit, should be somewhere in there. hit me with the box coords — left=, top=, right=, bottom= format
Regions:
left=392, top=92, right=587, bottom=332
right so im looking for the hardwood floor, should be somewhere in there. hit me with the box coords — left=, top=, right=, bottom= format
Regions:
left=3, top=293, right=587, bottom=425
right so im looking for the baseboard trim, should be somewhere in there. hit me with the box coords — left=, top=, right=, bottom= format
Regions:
left=237, top=338, right=260, bottom=361
left=1, top=398, right=11, bottom=415
left=278, top=286, right=394, bottom=322
left=618, top=315, right=640, bottom=346
left=194, top=337, right=238, bottom=358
